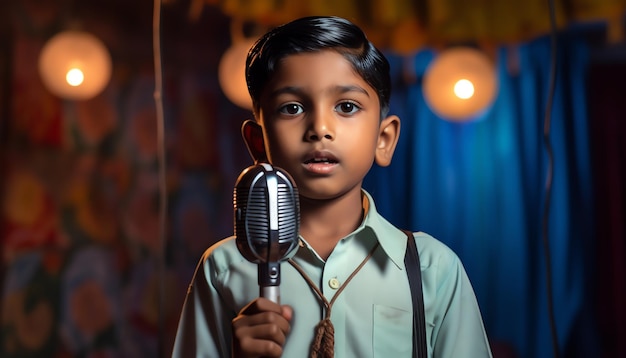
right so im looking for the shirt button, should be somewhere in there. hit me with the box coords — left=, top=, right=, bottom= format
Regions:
left=329, top=278, right=340, bottom=289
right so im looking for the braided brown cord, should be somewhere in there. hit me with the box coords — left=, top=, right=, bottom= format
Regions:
left=310, top=318, right=335, bottom=358
left=288, top=242, right=380, bottom=358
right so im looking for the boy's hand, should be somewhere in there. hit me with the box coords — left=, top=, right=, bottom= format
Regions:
left=232, top=297, right=293, bottom=358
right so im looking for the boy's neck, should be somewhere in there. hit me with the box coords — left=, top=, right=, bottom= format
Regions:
left=298, top=189, right=365, bottom=260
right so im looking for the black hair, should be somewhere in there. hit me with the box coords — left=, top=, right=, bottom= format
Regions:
left=246, top=16, right=391, bottom=117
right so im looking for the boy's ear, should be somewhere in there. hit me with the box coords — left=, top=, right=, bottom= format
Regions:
left=375, top=115, right=401, bottom=167
left=241, top=119, right=268, bottom=164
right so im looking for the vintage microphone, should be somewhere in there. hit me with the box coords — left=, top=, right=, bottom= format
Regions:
left=234, top=163, right=300, bottom=303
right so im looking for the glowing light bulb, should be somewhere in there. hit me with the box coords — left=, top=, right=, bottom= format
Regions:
left=454, top=79, right=474, bottom=99
left=423, top=47, right=498, bottom=122
left=66, top=68, right=85, bottom=87
left=38, top=31, right=112, bottom=100
left=218, top=39, right=256, bottom=110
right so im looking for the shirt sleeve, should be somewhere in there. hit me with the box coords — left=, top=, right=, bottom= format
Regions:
left=172, top=251, right=234, bottom=358
left=428, top=247, right=493, bottom=358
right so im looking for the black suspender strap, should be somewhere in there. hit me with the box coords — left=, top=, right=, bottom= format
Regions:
left=403, top=230, right=428, bottom=358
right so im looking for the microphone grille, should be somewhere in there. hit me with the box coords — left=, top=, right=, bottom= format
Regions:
left=234, top=164, right=300, bottom=263
left=276, top=182, right=299, bottom=240
left=240, top=186, right=268, bottom=242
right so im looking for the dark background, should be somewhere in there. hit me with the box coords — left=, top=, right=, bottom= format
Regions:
left=1, top=0, right=624, bottom=357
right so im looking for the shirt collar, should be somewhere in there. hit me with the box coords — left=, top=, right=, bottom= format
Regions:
left=354, top=190, right=407, bottom=269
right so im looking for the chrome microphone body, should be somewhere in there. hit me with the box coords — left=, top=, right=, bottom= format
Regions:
left=234, top=163, right=300, bottom=303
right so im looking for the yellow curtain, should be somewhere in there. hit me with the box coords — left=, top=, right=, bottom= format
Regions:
left=199, top=0, right=625, bottom=52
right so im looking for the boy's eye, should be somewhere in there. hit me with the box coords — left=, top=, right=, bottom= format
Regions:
left=279, top=103, right=304, bottom=115
left=335, top=102, right=360, bottom=115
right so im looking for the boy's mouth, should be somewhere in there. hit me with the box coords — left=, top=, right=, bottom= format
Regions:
left=302, top=151, right=339, bottom=174
left=303, top=151, right=339, bottom=165
left=304, top=157, right=338, bottom=164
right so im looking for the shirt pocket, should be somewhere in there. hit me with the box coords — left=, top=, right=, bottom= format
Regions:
left=373, top=304, right=413, bottom=358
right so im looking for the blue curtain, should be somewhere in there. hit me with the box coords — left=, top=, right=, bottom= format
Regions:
left=364, top=33, right=597, bottom=358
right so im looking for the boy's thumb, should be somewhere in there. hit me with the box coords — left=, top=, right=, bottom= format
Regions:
left=281, top=305, right=294, bottom=321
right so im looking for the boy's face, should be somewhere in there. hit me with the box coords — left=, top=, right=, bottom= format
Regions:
left=246, top=50, right=399, bottom=201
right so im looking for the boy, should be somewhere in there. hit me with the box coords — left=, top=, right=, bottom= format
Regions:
left=173, top=16, right=492, bottom=357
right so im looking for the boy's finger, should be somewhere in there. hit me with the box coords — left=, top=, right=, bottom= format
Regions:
left=236, top=334, right=284, bottom=358
left=246, top=322, right=289, bottom=345
left=238, top=297, right=282, bottom=316
left=232, top=315, right=290, bottom=358
left=281, top=305, right=293, bottom=321
left=233, top=311, right=290, bottom=334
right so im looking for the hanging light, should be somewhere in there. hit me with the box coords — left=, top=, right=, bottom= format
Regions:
left=423, top=47, right=498, bottom=122
left=218, top=18, right=263, bottom=111
left=218, top=38, right=255, bottom=110
left=38, top=30, right=112, bottom=101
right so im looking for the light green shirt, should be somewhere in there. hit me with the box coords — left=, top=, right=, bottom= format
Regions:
left=173, top=191, right=492, bottom=357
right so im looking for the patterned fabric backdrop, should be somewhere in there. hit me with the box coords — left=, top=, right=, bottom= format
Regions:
left=1, top=1, right=252, bottom=356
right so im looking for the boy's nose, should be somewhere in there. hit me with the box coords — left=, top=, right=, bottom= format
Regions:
left=306, top=111, right=334, bottom=141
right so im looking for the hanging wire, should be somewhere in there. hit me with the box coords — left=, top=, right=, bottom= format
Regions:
left=151, top=0, right=168, bottom=356
left=542, top=0, right=560, bottom=357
